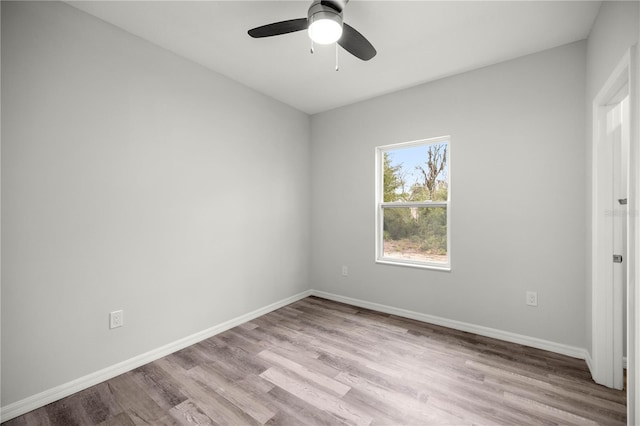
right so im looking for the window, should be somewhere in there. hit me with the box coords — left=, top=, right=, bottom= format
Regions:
left=375, top=136, right=450, bottom=270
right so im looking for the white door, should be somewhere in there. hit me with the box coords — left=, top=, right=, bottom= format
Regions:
left=609, top=92, right=630, bottom=390
left=592, top=53, right=633, bottom=391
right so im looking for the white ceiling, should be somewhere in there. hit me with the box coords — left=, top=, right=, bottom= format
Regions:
left=68, top=1, right=601, bottom=115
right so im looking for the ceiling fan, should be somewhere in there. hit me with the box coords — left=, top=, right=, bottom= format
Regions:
left=248, top=0, right=376, bottom=61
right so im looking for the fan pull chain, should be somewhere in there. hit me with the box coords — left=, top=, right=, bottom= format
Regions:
left=310, top=39, right=314, bottom=54
left=335, top=43, right=339, bottom=71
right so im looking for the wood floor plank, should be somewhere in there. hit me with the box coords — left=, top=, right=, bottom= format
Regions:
left=241, top=321, right=322, bottom=360
left=130, top=363, right=189, bottom=411
left=258, top=349, right=351, bottom=396
left=83, top=382, right=125, bottom=423
left=168, top=399, right=216, bottom=426
left=189, top=365, right=276, bottom=424
left=238, top=321, right=259, bottom=331
left=201, top=339, right=269, bottom=377
left=335, top=370, right=464, bottom=425
left=260, top=367, right=373, bottom=426
left=503, top=391, right=601, bottom=426
left=485, top=374, right=627, bottom=420
left=264, top=386, right=349, bottom=426
left=547, top=372, right=627, bottom=404
left=43, top=390, right=97, bottom=426
left=98, top=412, right=136, bottom=426
left=106, top=374, right=167, bottom=424
left=127, top=410, right=181, bottom=426
left=3, top=296, right=627, bottom=426
left=266, top=344, right=343, bottom=378
left=210, top=329, right=264, bottom=354
left=340, top=387, right=420, bottom=426
left=155, top=358, right=261, bottom=426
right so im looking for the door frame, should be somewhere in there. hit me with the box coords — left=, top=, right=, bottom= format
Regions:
left=591, top=47, right=636, bottom=391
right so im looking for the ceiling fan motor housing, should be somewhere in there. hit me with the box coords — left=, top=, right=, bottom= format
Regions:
left=308, top=1, right=343, bottom=29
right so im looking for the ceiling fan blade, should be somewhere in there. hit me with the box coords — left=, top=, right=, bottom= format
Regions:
left=320, top=0, right=348, bottom=13
left=338, top=23, right=376, bottom=61
left=248, top=18, right=308, bottom=38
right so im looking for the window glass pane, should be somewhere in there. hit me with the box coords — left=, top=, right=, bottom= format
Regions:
left=382, top=207, right=448, bottom=263
left=383, top=142, right=448, bottom=202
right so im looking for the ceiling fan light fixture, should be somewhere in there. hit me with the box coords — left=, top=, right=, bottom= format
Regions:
left=308, top=9, right=343, bottom=45
left=308, top=18, right=342, bottom=44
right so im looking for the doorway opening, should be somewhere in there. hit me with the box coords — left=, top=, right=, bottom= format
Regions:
left=591, top=50, right=634, bottom=391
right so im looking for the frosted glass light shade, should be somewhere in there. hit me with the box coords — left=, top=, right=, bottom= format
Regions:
left=308, top=19, right=343, bottom=45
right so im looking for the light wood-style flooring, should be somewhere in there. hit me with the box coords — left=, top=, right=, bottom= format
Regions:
left=3, top=296, right=626, bottom=425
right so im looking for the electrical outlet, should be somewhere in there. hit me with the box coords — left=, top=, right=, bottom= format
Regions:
left=526, top=291, right=538, bottom=307
left=110, top=310, right=124, bottom=329
left=341, top=265, right=348, bottom=277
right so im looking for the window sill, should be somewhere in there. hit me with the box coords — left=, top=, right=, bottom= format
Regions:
left=376, top=258, right=451, bottom=272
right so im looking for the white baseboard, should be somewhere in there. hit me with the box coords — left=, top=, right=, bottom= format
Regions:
left=585, top=351, right=595, bottom=377
left=577, top=345, right=627, bottom=377
left=1, top=288, right=597, bottom=422
left=310, top=290, right=589, bottom=361
left=0, top=289, right=312, bottom=422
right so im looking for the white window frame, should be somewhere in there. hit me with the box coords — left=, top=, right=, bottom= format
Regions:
left=375, top=136, right=451, bottom=271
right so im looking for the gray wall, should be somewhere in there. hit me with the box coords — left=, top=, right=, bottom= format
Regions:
left=1, top=1, right=310, bottom=406
left=310, top=41, right=587, bottom=348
